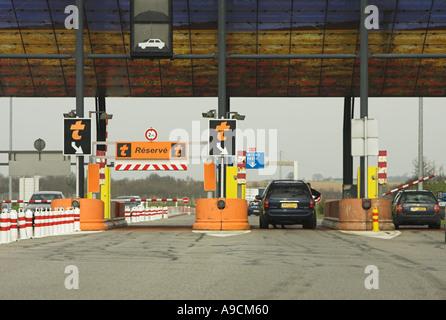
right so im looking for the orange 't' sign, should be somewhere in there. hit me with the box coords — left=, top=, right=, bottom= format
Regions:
left=208, top=119, right=236, bottom=156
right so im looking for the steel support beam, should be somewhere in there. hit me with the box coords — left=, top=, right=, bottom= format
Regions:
left=217, top=0, right=227, bottom=119
left=372, top=53, right=446, bottom=59
left=3, top=53, right=446, bottom=60
left=95, top=96, right=107, bottom=152
left=0, top=54, right=73, bottom=59
left=217, top=0, right=227, bottom=199
left=343, top=97, right=354, bottom=191
left=359, top=0, right=369, bottom=199
left=229, top=54, right=358, bottom=59
left=418, top=97, right=424, bottom=190
left=75, top=0, right=84, bottom=198
left=87, top=54, right=217, bottom=59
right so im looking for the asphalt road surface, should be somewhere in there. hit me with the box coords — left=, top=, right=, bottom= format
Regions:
left=0, top=214, right=444, bottom=300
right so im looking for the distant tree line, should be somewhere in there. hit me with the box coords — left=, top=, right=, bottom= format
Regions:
left=0, top=175, right=18, bottom=197
left=110, top=174, right=207, bottom=201
left=1, top=157, right=445, bottom=203
left=411, top=157, right=445, bottom=183
left=0, top=173, right=207, bottom=203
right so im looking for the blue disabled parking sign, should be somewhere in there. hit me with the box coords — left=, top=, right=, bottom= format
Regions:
left=246, top=152, right=264, bottom=169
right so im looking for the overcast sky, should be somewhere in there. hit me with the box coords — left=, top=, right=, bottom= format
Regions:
left=0, top=96, right=444, bottom=182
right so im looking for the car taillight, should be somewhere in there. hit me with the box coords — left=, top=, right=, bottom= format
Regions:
left=310, top=198, right=315, bottom=208
left=434, top=205, right=439, bottom=212
left=264, top=199, right=269, bottom=208
left=397, top=204, right=403, bottom=212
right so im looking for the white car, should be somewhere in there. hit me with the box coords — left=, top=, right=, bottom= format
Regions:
left=138, top=39, right=165, bottom=50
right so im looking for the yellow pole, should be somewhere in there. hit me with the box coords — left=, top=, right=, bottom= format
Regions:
left=368, top=166, right=378, bottom=199
left=225, top=166, right=237, bottom=199
left=372, top=205, right=380, bottom=231
left=101, top=167, right=111, bottom=219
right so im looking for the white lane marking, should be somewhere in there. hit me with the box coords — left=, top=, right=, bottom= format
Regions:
left=340, top=230, right=401, bottom=239
left=192, top=230, right=251, bottom=237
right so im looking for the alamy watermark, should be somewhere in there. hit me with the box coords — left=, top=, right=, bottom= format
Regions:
left=169, top=121, right=279, bottom=175
left=364, top=265, right=379, bottom=290
left=62, top=3, right=380, bottom=30
left=64, top=265, right=79, bottom=290
left=64, top=5, right=79, bottom=30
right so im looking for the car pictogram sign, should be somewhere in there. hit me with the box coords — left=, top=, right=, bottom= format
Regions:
left=208, top=119, right=236, bottom=156
left=63, top=118, right=91, bottom=155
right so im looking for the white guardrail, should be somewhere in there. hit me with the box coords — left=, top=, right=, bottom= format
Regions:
left=1, top=201, right=194, bottom=245
left=1, top=207, right=80, bottom=245
left=124, top=203, right=192, bottom=224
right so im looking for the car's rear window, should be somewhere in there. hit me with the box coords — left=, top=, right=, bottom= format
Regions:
left=401, top=193, right=436, bottom=204
left=267, top=185, right=311, bottom=198
left=30, top=193, right=62, bottom=201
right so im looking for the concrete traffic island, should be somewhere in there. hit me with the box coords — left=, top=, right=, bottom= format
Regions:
left=193, top=198, right=250, bottom=231
left=52, top=198, right=119, bottom=231
left=322, top=198, right=394, bottom=231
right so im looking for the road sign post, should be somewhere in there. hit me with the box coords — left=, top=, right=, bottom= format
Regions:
left=351, top=117, right=379, bottom=199
left=237, top=151, right=246, bottom=199
left=208, top=119, right=236, bottom=198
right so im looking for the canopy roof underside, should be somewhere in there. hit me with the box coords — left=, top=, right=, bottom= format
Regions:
left=1, top=0, right=446, bottom=97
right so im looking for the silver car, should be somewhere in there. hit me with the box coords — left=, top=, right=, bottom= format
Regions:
left=117, top=196, right=141, bottom=209
left=24, top=191, right=65, bottom=212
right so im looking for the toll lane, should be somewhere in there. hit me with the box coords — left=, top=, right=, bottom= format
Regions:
left=0, top=215, right=444, bottom=300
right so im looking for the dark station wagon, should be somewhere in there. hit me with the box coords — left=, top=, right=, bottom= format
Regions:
left=257, top=180, right=317, bottom=229
left=392, top=190, right=441, bottom=229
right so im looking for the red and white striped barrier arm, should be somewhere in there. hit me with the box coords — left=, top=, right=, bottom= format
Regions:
left=112, top=198, right=187, bottom=202
left=142, top=198, right=179, bottom=202
left=2, top=200, right=50, bottom=204
left=382, top=175, right=435, bottom=196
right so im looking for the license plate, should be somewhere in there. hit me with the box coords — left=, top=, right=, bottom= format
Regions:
left=281, top=203, right=297, bottom=208
left=410, top=207, right=426, bottom=211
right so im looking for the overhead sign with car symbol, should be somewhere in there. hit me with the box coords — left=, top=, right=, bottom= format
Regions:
left=130, top=0, right=173, bottom=58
